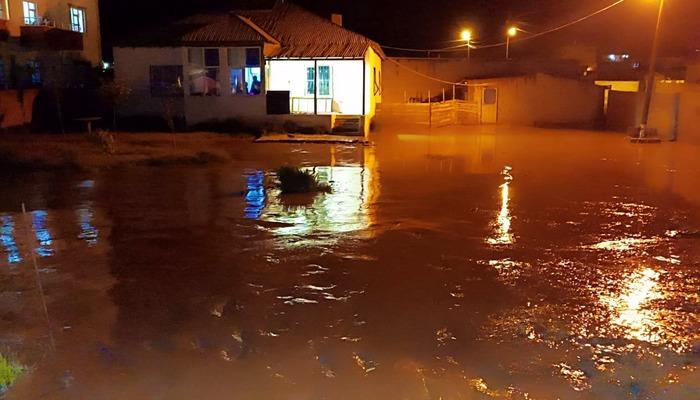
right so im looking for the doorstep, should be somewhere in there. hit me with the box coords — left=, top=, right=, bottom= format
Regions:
left=255, top=134, right=370, bottom=145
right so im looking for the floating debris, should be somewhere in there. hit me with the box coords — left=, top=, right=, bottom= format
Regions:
left=353, top=353, right=378, bottom=374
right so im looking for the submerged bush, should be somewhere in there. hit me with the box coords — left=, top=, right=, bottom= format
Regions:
left=276, top=166, right=331, bottom=194
left=0, top=354, right=23, bottom=391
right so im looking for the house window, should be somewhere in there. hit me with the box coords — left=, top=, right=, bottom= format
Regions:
left=23, top=1, right=37, bottom=25
left=69, top=7, right=86, bottom=33
left=27, top=60, right=40, bottom=85
left=0, top=0, right=7, bottom=20
left=149, top=65, right=183, bottom=97
left=318, top=65, right=331, bottom=96
left=188, top=48, right=220, bottom=96
left=227, top=47, right=261, bottom=95
left=305, top=67, right=315, bottom=96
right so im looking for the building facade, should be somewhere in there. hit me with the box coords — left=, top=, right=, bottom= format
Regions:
left=113, top=2, right=384, bottom=135
left=0, top=0, right=101, bottom=88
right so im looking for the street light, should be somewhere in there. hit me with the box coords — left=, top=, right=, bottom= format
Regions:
left=506, top=26, right=517, bottom=60
left=461, top=29, right=473, bottom=62
left=637, top=0, right=666, bottom=139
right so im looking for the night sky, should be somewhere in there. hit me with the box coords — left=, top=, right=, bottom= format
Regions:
left=100, top=0, right=699, bottom=61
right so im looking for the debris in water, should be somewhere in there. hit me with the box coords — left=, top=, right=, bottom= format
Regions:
left=353, top=353, right=378, bottom=374
left=436, top=327, right=456, bottom=346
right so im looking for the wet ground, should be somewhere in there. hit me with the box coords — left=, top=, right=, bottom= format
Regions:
left=1, top=126, right=700, bottom=399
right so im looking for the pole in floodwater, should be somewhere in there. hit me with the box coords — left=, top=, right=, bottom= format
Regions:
left=22, top=202, right=56, bottom=351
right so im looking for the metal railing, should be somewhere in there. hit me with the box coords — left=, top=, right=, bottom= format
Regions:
left=290, top=97, right=332, bottom=114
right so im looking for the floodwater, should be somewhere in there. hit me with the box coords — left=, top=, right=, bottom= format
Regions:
left=1, top=126, right=700, bottom=399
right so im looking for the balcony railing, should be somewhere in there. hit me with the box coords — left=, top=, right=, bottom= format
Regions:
left=291, top=97, right=333, bottom=114
left=20, top=16, right=83, bottom=51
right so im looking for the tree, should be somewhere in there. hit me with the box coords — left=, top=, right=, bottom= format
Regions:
left=99, top=79, right=132, bottom=130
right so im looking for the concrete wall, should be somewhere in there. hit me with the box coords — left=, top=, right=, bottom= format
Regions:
left=0, top=88, right=37, bottom=128
left=677, top=85, right=700, bottom=145
left=113, top=47, right=186, bottom=118
left=382, top=57, right=586, bottom=104
left=3, top=0, right=101, bottom=65
left=470, top=74, right=604, bottom=127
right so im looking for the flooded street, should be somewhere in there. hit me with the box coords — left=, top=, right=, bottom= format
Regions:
left=1, top=126, right=700, bottom=399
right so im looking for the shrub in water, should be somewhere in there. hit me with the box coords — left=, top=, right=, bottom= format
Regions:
left=0, top=354, right=23, bottom=391
left=276, top=167, right=330, bottom=194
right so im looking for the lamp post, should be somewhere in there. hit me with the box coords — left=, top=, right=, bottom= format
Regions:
left=506, top=26, right=517, bottom=60
left=638, top=0, right=665, bottom=138
left=461, top=29, right=473, bottom=63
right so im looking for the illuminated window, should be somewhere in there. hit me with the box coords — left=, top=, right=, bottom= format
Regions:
left=318, top=65, right=330, bottom=96
left=150, top=65, right=183, bottom=97
left=0, top=0, right=7, bottom=19
left=188, top=48, right=220, bottom=96
left=227, top=47, right=261, bottom=95
left=69, top=6, right=86, bottom=33
left=306, top=67, right=315, bottom=96
left=22, top=1, right=37, bottom=25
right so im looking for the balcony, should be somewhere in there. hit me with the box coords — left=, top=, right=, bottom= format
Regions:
left=20, top=19, right=83, bottom=51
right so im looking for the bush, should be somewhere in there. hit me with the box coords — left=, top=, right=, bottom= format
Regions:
left=276, top=166, right=331, bottom=194
left=0, top=354, right=23, bottom=391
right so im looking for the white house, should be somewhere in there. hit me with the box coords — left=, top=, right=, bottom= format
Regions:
left=113, top=2, right=384, bottom=135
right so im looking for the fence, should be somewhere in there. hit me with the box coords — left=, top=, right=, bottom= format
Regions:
left=377, top=99, right=480, bottom=127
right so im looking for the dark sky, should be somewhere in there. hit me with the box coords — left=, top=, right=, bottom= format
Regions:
left=99, top=0, right=699, bottom=61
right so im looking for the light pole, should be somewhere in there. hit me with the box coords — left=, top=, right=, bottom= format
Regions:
left=506, top=26, right=517, bottom=60
left=461, top=29, right=473, bottom=63
left=638, top=0, right=665, bottom=138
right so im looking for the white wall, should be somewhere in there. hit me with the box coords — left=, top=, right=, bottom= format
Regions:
left=113, top=46, right=186, bottom=117
left=267, top=59, right=363, bottom=115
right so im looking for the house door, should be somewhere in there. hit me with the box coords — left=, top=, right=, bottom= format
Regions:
left=481, top=87, right=498, bottom=124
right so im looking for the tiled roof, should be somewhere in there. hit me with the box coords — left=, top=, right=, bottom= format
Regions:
left=239, top=3, right=385, bottom=59
left=117, top=2, right=385, bottom=59
left=117, top=14, right=266, bottom=47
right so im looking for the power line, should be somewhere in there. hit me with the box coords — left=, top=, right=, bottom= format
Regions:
left=381, top=0, right=627, bottom=53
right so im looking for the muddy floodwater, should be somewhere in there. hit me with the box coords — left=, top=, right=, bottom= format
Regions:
left=1, top=127, right=700, bottom=399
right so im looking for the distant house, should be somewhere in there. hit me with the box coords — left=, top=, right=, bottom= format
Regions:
left=0, top=0, right=102, bottom=88
left=113, top=2, right=385, bottom=135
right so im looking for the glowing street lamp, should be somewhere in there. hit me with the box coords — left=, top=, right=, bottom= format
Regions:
left=506, top=26, right=517, bottom=60
left=461, top=29, right=473, bottom=62
left=637, top=0, right=666, bottom=139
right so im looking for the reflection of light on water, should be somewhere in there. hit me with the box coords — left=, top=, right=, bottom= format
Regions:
left=1, top=215, right=22, bottom=264
left=601, top=268, right=664, bottom=345
left=77, top=205, right=99, bottom=246
left=244, top=148, right=378, bottom=241
left=31, top=210, right=54, bottom=257
left=487, top=166, right=514, bottom=246
left=590, top=237, right=660, bottom=252
left=244, top=170, right=266, bottom=219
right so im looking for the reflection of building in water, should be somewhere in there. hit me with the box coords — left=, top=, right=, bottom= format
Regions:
left=487, top=166, right=514, bottom=246
left=1, top=215, right=22, bottom=264
left=77, top=204, right=100, bottom=246
left=32, top=210, right=54, bottom=257
left=244, top=147, right=379, bottom=238
left=396, top=134, right=497, bottom=174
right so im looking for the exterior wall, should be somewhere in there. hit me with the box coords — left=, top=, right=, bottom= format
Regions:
left=364, top=46, right=382, bottom=119
left=678, top=84, right=700, bottom=145
left=382, top=57, right=586, bottom=104
left=2, top=0, right=101, bottom=65
left=0, top=88, right=37, bottom=128
left=113, top=47, right=186, bottom=118
left=267, top=59, right=363, bottom=115
left=470, top=74, right=604, bottom=127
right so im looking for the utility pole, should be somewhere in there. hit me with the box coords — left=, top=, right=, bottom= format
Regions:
left=638, top=0, right=665, bottom=138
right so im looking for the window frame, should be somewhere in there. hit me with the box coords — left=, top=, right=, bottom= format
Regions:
left=0, top=0, right=9, bottom=20
left=22, top=1, right=37, bottom=25
left=149, top=65, right=184, bottom=97
left=69, top=5, right=86, bottom=33
left=317, top=65, right=331, bottom=97
left=227, top=46, right=263, bottom=96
